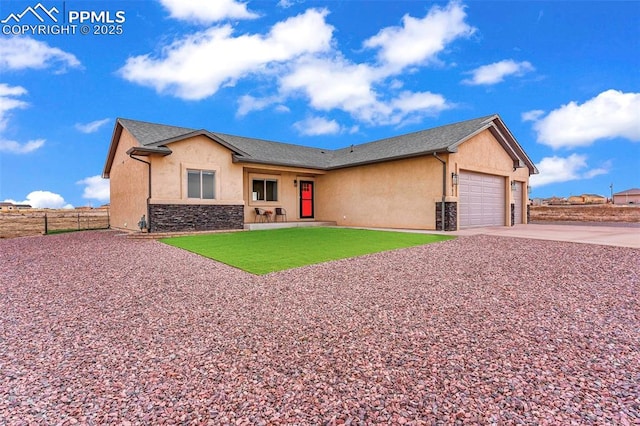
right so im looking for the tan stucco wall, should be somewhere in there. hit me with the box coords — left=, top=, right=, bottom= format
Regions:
left=613, top=194, right=640, bottom=204
left=313, top=129, right=532, bottom=230
left=109, top=128, right=148, bottom=231
left=450, top=129, right=531, bottom=226
left=316, top=155, right=447, bottom=229
left=149, top=135, right=244, bottom=204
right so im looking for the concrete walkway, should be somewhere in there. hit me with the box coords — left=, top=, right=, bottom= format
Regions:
left=451, top=223, right=640, bottom=249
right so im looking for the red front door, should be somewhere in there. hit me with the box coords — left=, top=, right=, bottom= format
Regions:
left=300, top=181, right=314, bottom=219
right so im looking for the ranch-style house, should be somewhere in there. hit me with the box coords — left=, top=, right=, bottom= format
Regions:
left=102, top=114, right=538, bottom=233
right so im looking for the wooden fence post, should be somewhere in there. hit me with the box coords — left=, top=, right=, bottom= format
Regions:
left=44, top=213, right=48, bottom=234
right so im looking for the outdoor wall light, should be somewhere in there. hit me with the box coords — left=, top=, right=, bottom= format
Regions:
left=451, top=172, right=459, bottom=186
left=511, top=180, right=518, bottom=191
left=294, top=179, right=298, bottom=187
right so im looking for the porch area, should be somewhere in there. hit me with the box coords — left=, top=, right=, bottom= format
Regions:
left=244, top=220, right=337, bottom=231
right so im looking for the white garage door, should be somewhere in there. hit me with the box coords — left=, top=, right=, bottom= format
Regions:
left=513, top=182, right=523, bottom=225
left=459, top=171, right=505, bottom=228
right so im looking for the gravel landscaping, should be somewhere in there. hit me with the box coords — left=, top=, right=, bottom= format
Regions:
left=1, top=230, right=638, bottom=425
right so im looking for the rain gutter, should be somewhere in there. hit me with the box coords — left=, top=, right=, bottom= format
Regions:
left=128, top=153, right=151, bottom=231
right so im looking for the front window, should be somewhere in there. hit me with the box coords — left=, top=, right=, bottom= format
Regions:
left=188, top=170, right=215, bottom=199
left=252, top=179, right=278, bottom=201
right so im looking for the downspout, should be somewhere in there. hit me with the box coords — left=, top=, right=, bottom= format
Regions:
left=129, top=154, right=151, bottom=231
left=433, top=153, right=446, bottom=231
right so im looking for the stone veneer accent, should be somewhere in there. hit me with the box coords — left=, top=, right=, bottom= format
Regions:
left=148, top=204, right=244, bottom=233
left=435, top=202, right=457, bottom=231
left=511, top=204, right=515, bottom=226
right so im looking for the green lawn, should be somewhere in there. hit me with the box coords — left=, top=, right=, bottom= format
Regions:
left=160, top=227, right=454, bottom=275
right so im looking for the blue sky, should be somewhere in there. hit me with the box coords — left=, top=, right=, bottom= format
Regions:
left=0, top=0, right=638, bottom=208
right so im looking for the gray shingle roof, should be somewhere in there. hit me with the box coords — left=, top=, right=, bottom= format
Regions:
left=210, top=132, right=333, bottom=169
left=105, top=114, right=536, bottom=176
left=326, top=115, right=495, bottom=169
left=118, top=118, right=195, bottom=146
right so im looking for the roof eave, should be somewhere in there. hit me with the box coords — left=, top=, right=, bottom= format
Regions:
left=149, top=130, right=251, bottom=157
left=102, top=119, right=124, bottom=179
left=126, top=146, right=172, bottom=156
left=232, top=154, right=327, bottom=170
left=489, top=117, right=539, bottom=174
left=327, top=149, right=455, bottom=170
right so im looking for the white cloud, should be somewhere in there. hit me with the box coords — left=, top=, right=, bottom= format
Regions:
left=5, top=191, right=73, bottom=209
left=390, top=91, right=452, bottom=117
left=277, top=0, right=296, bottom=8
left=530, top=154, right=609, bottom=187
left=521, top=109, right=545, bottom=122
left=293, top=116, right=341, bottom=136
left=0, top=83, right=46, bottom=154
left=279, top=2, right=468, bottom=126
left=281, top=56, right=378, bottom=116
left=121, top=1, right=470, bottom=127
left=274, top=104, right=290, bottom=113
left=530, top=90, right=640, bottom=149
left=237, top=95, right=281, bottom=116
left=0, top=83, right=27, bottom=97
left=77, top=175, right=110, bottom=202
left=119, top=8, right=333, bottom=100
left=389, top=79, right=404, bottom=90
left=463, top=59, right=534, bottom=85
left=75, top=118, right=111, bottom=134
left=0, top=138, right=45, bottom=154
left=0, top=37, right=81, bottom=72
left=0, top=83, right=28, bottom=131
left=363, top=1, right=475, bottom=72
left=159, top=0, right=258, bottom=24
left=282, top=56, right=453, bottom=125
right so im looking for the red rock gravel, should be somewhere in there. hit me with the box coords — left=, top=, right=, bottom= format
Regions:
left=1, top=230, right=638, bottom=425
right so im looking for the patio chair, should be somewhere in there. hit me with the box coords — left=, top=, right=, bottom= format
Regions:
left=254, top=208, right=269, bottom=223
left=275, top=207, right=287, bottom=222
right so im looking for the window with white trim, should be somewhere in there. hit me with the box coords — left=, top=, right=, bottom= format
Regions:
left=252, top=178, right=278, bottom=201
left=187, top=169, right=215, bottom=199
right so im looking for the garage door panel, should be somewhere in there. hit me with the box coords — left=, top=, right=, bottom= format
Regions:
left=459, top=171, right=505, bottom=228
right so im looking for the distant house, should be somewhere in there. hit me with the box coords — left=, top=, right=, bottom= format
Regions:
left=546, top=197, right=569, bottom=205
left=613, top=188, right=640, bottom=205
left=582, top=194, right=607, bottom=204
left=567, top=195, right=583, bottom=205
left=0, top=202, right=31, bottom=212
left=103, top=114, right=538, bottom=233
left=569, top=194, right=607, bottom=205
left=0, top=202, right=14, bottom=212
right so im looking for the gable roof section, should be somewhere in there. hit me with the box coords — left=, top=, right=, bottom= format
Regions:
left=614, top=188, right=640, bottom=196
left=211, top=132, right=333, bottom=169
left=119, top=118, right=195, bottom=146
left=103, top=118, right=251, bottom=177
left=327, top=115, right=495, bottom=169
left=103, top=114, right=537, bottom=178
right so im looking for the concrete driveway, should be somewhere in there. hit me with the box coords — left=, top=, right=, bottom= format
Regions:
left=452, top=223, right=640, bottom=249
